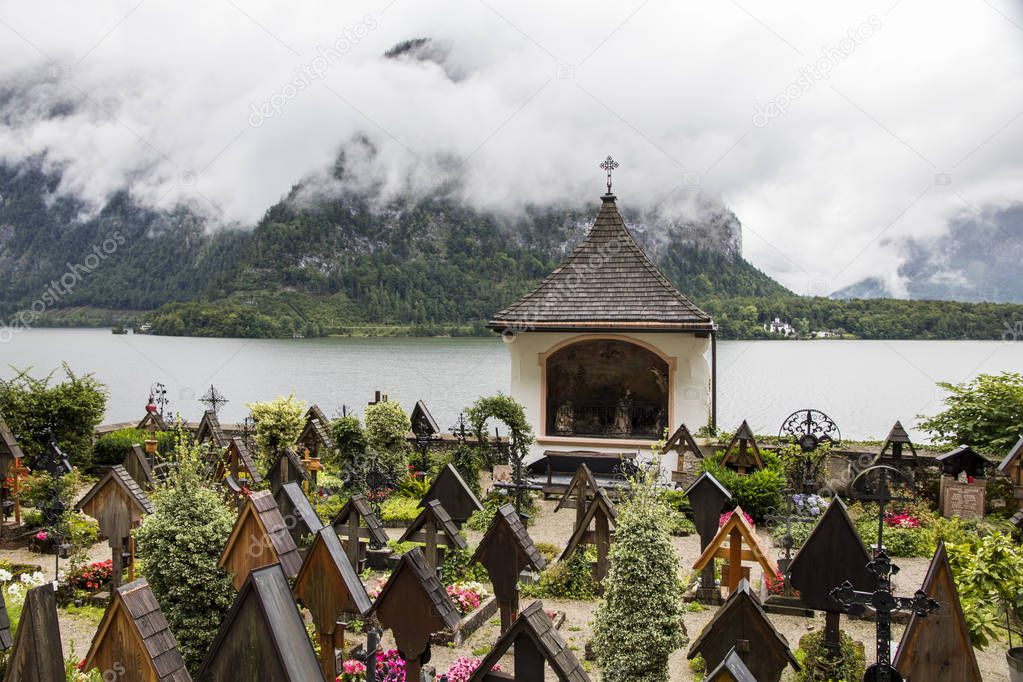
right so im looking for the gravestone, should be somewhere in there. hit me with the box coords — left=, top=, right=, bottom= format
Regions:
left=370, top=547, right=461, bottom=682
left=4, top=583, right=64, bottom=681
left=937, top=446, right=988, bottom=519
left=200, top=564, right=322, bottom=682
left=471, top=503, right=547, bottom=632
left=218, top=490, right=303, bottom=590
left=77, top=465, right=154, bottom=587
left=467, top=600, right=590, bottom=682
left=399, top=499, right=467, bottom=573
left=331, top=494, right=389, bottom=571
left=892, top=541, right=982, bottom=681
left=721, top=420, right=762, bottom=474
left=83, top=578, right=190, bottom=681
left=684, top=473, right=732, bottom=601
left=688, top=579, right=799, bottom=682
left=559, top=488, right=617, bottom=583
left=419, top=463, right=484, bottom=526
left=293, top=527, right=373, bottom=681
left=692, top=507, right=776, bottom=596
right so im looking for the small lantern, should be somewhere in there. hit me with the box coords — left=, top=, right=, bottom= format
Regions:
left=144, top=439, right=158, bottom=455
left=146, top=397, right=158, bottom=413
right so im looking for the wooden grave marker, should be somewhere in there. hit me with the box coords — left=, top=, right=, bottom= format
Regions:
left=892, top=541, right=981, bottom=681
left=559, top=488, right=616, bottom=583
left=554, top=463, right=601, bottom=530
left=83, top=578, right=190, bottom=682
left=998, top=435, right=1023, bottom=510
left=77, top=465, right=155, bottom=587
left=0, top=417, right=24, bottom=523
left=218, top=490, right=303, bottom=590
left=468, top=600, right=590, bottom=682
left=704, top=647, right=757, bottom=682
left=721, top=420, right=762, bottom=474
left=297, top=405, right=335, bottom=460
left=875, top=420, right=919, bottom=469
left=685, top=472, right=732, bottom=601
left=693, top=507, right=776, bottom=596
left=4, top=583, right=64, bottom=681
left=370, top=547, right=461, bottom=682
left=787, top=497, right=872, bottom=653
left=267, top=447, right=310, bottom=495
left=274, top=481, right=324, bottom=550
left=411, top=400, right=440, bottom=439
left=200, top=563, right=322, bottom=682
left=665, top=422, right=702, bottom=484
left=294, top=527, right=373, bottom=681
left=136, top=406, right=169, bottom=433
left=213, top=437, right=262, bottom=486
left=331, top=494, right=389, bottom=571
left=399, top=499, right=467, bottom=572
left=195, top=409, right=227, bottom=451
left=124, top=444, right=157, bottom=490
left=687, top=578, right=799, bottom=682
left=471, top=503, right=547, bottom=632
left=0, top=585, right=10, bottom=652
left=937, top=445, right=988, bottom=519
left=419, top=462, right=484, bottom=526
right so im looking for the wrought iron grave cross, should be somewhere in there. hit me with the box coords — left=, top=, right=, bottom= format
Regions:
left=765, top=490, right=818, bottom=587
left=600, top=155, right=619, bottom=194
left=199, top=384, right=229, bottom=415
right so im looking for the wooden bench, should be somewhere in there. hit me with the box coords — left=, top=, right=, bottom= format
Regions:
left=527, top=450, right=636, bottom=498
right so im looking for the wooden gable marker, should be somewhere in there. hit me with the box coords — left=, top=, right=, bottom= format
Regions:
left=83, top=578, right=190, bottom=682
left=294, top=527, right=373, bottom=681
left=0, top=417, right=24, bottom=523
left=136, top=408, right=168, bottom=433
left=665, top=422, right=702, bottom=483
left=77, top=465, right=155, bottom=587
left=124, top=444, right=157, bottom=490
left=218, top=490, right=303, bottom=590
left=893, top=541, right=981, bottom=681
left=554, top=463, right=601, bottom=530
left=559, top=488, right=617, bottom=583
left=274, top=481, right=324, bottom=549
left=200, top=563, right=321, bottom=682
left=471, top=503, right=547, bottom=632
left=399, top=499, right=467, bottom=572
left=721, top=421, right=762, bottom=474
left=788, top=497, right=872, bottom=652
left=370, top=546, right=461, bottom=682
left=331, top=494, right=389, bottom=571
left=4, top=583, right=63, bottom=681
left=213, top=437, right=262, bottom=485
left=419, top=462, right=484, bottom=526
left=410, top=400, right=440, bottom=438
left=704, top=646, right=757, bottom=682
left=298, top=405, right=336, bottom=458
left=267, top=447, right=310, bottom=495
left=0, top=586, right=10, bottom=652
left=688, top=578, right=799, bottom=682
left=999, top=435, right=1023, bottom=510
left=195, top=410, right=227, bottom=450
left=692, top=506, right=775, bottom=596
left=468, top=600, right=590, bottom=682
left=876, top=420, right=919, bottom=467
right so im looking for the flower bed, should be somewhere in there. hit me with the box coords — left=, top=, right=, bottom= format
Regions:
left=444, top=656, right=499, bottom=682
left=446, top=581, right=488, bottom=615
left=68, top=560, right=114, bottom=592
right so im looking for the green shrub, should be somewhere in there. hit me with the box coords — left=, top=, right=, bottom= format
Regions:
left=948, top=532, right=1023, bottom=648
left=380, top=496, right=421, bottom=523
left=770, top=520, right=817, bottom=550
left=364, top=401, right=411, bottom=478
left=794, top=629, right=865, bottom=681
left=449, top=440, right=483, bottom=496
left=386, top=539, right=417, bottom=555
left=329, top=415, right=366, bottom=470
left=919, top=372, right=1023, bottom=454
left=397, top=472, right=431, bottom=499
left=534, top=542, right=560, bottom=564
left=850, top=503, right=932, bottom=558
left=665, top=509, right=696, bottom=537
left=443, top=544, right=489, bottom=584
left=522, top=549, right=599, bottom=600
left=698, top=449, right=785, bottom=521
left=658, top=488, right=692, bottom=516
left=246, top=393, right=306, bottom=464
left=93, top=428, right=174, bottom=468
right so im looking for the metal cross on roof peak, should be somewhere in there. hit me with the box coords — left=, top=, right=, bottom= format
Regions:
left=199, top=384, right=229, bottom=415
left=599, top=155, right=619, bottom=194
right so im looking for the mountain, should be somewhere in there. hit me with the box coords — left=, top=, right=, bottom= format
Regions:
left=832, top=203, right=1023, bottom=303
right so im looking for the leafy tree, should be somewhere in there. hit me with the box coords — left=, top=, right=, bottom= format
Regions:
left=918, top=372, right=1023, bottom=454
left=593, top=467, right=686, bottom=682
left=329, top=414, right=366, bottom=470
left=0, top=364, right=107, bottom=469
left=134, top=433, right=236, bottom=672
left=363, top=400, right=411, bottom=478
left=246, top=393, right=307, bottom=464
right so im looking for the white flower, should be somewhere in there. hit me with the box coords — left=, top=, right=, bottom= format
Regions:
left=6, top=584, right=21, bottom=598
left=18, top=573, right=31, bottom=584
left=0, top=570, right=12, bottom=583
left=27, top=572, right=46, bottom=586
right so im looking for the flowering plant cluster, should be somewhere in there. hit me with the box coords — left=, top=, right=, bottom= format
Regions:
left=792, top=493, right=826, bottom=517
left=885, top=511, right=921, bottom=529
left=444, top=657, right=499, bottom=682
left=1, top=569, right=46, bottom=603
left=375, top=649, right=406, bottom=681
left=68, top=560, right=114, bottom=592
left=719, top=509, right=755, bottom=528
left=367, top=577, right=388, bottom=600
left=337, top=659, right=367, bottom=681
left=764, top=570, right=786, bottom=596
left=367, top=487, right=393, bottom=502
left=34, top=531, right=48, bottom=542
left=446, top=581, right=488, bottom=615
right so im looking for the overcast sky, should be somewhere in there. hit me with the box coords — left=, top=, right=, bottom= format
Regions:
left=0, top=0, right=1020, bottom=295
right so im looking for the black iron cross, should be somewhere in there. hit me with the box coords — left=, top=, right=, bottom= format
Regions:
left=449, top=413, right=471, bottom=443
left=600, top=155, right=619, bottom=194
left=199, top=384, right=229, bottom=415
left=493, top=435, right=541, bottom=520
left=765, top=490, right=818, bottom=586
left=853, top=465, right=911, bottom=556
left=831, top=551, right=938, bottom=682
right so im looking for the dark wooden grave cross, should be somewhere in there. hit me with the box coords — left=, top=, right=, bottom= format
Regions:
left=685, top=473, right=732, bottom=601
left=199, top=384, right=229, bottom=415
left=331, top=494, right=388, bottom=572
left=765, top=490, right=817, bottom=593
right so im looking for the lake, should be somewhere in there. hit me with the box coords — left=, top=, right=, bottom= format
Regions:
left=1, top=328, right=1020, bottom=441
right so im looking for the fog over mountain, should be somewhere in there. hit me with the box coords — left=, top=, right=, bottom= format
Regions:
left=0, top=0, right=1021, bottom=297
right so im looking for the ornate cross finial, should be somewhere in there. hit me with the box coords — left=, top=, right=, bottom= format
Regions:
left=599, top=155, right=619, bottom=194
left=199, top=384, right=229, bottom=415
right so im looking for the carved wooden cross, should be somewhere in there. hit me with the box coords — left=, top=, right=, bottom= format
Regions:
left=301, top=448, right=321, bottom=494
left=11, top=457, right=29, bottom=525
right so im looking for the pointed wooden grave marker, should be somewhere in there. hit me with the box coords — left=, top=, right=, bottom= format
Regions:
left=721, top=421, right=762, bottom=474
left=420, top=462, right=484, bottom=526
left=218, top=490, right=303, bottom=590
left=705, top=646, right=757, bottom=682
left=214, top=437, right=262, bottom=485
left=195, top=409, right=227, bottom=451
left=83, top=578, right=190, bottom=682
left=399, top=499, right=467, bottom=572
left=77, top=465, right=154, bottom=587
left=331, top=494, right=389, bottom=571
left=297, top=405, right=335, bottom=460
left=274, top=481, right=324, bottom=549
left=554, top=463, right=601, bottom=530
left=1000, top=435, right=1023, bottom=510
left=294, top=527, right=373, bottom=681
left=892, top=541, right=981, bottom=681
left=665, top=422, right=702, bottom=483
left=693, top=507, right=776, bottom=596
left=200, top=564, right=322, bottom=682
left=875, top=420, right=919, bottom=468
left=411, top=400, right=440, bottom=438
left=124, top=444, right=157, bottom=490
left=0, top=586, right=10, bottom=651
left=788, top=497, right=872, bottom=653
left=0, top=416, right=24, bottom=523
left=559, top=488, right=617, bottom=583
left=468, top=600, right=590, bottom=681
left=267, top=447, right=310, bottom=495
left=471, top=503, right=547, bottom=632
left=4, top=583, right=63, bottom=681
left=136, top=408, right=168, bottom=433
left=688, top=578, right=799, bottom=682
left=370, top=547, right=461, bottom=682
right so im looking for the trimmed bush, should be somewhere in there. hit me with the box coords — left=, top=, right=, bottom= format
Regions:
left=93, top=428, right=174, bottom=467
left=794, top=629, right=865, bottom=682
left=364, top=401, right=411, bottom=478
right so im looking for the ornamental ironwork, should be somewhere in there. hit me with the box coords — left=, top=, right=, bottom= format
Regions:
left=779, top=408, right=841, bottom=452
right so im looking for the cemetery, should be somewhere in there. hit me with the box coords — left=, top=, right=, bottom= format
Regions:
left=0, top=185, right=1021, bottom=682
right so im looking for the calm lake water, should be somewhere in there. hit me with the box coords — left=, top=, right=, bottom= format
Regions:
left=1, top=328, right=1021, bottom=441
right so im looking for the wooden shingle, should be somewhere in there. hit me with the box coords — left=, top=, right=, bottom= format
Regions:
left=218, top=490, right=303, bottom=590
left=487, top=193, right=713, bottom=333
left=4, top=583, right=63, bottom=681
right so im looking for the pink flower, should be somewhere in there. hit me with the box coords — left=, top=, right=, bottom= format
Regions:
left=719, top=510, right=754, bottom=528
left=444, top=657, right=499, bottom=682
left=34, top=531, right=47, bottom=542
